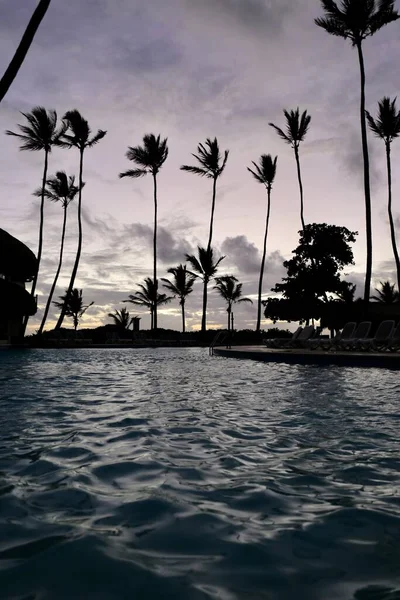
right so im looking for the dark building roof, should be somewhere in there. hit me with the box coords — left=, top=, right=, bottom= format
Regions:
left=0, top=228, right=38, bottom=281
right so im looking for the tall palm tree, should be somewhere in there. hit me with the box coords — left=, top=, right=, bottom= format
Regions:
left=315, top=0, right=400, bottom=303
left=366, top=97, right=400, bottom=292
left=214, top=276, right=253, bottom=331
left=181, top=138, right=229, bottom=251
left=269, top=108, right=310, bottom=231
left=186, top=246, right=225, bottom=332
left=6, top=107, right=65, bottom=333
left=0, top=0, right=51, bottom=103
left=119, top=134, right=169, bottom=331
left=248, top=154, right=278, bottom=332
left=55, top=110, right=106, bottom=329
left=371, top=280, right=399, bottom=303
left=34, top=172, right=81, bottom=334
left=161, top=264, right=197, bottom=332
left=108, top=307, right=133, bottom=332
left=124, top=277, right=172, bottom=330
left=53, top=288, right=94, bottom=331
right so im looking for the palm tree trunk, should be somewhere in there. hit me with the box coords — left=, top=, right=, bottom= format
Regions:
left=153, top=172, right=158, bottom=331
left=227, top=307, right=231, bottom=332
left=385, top=141, right=400, bottom=292
left=256, top=185, right=271, bottom=331
left=0, top=0, right=51, bottom=103
left=22, top=147, right=49, bottom=336
left=294, top=145, right=305, bottom=231
left=38, top=204, right=68, bottom=334
left=356, top=41, right=373, bottom=303
left=55, top=148, right=84, bottom=329
left=201, top=277, right=208, bottom=332
left=150, top=308, right=154, bottom=331
left=207, top=176, right=217, bottom=251
left=181, top=300, right=185, bottom=333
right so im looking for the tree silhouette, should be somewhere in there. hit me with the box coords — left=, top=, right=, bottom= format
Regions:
left=371, top=280, right=399, bottom=303
left=248, top=154, right=278, bottom=332
left=53, top=288, right=93, bottom=331
left=366, top=97, right=400, bottom=292
left=54, top=110, right=106, bottom=329
left=108, top=307, right=133, bottom=332
left=315, top=0, right=400, bottom=303
left=161, top=264, right=196, bottom=333
left=269, top=108, right=310, bottom=231
left=124, top=277, right=172, bottom=330
left=214, top=275, right=253, bottom=331
left=186, top=246, right=225, bottom=332
left=0, top=0, right=51, bottom=103
left=34, top=172, right=81, bottom=334
left=119, top=134, right=168, bottom=331
left=181, top=138, right=229, bottom=251
left=6, top=107, right=65, bottom=334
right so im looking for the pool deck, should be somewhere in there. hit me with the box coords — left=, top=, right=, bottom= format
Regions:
left=213, top=345, right=400, bottom=369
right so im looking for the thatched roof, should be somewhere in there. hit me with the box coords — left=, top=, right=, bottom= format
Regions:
left=0, top=228, right=38, bottom=281
left=0, top=279, right=37, bottom=316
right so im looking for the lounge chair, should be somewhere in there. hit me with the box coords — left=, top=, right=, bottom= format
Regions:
left=357, top=320, right=395, bottom=352
left=288, top=325, right=315, bottom=348
left=307, top=321, right=356, bottom=351
left=264, top=327, right=303, bottom=349
left=337, top=321, right=372, bottom=351
left=385, top=321, right=400, bottom=352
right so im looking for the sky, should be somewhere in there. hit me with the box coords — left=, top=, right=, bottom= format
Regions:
left=1, top=0, right=400, bottom=332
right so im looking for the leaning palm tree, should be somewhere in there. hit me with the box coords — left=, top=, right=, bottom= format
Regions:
left=161, top=264, right=197, bottom=332
left=119, top=134, right=168, bottom=331
left=269, top=108, right=310, bottom=231
left=34, top=172, right=81, bottom=335
left=181, top=138, right=229, bottom=251
left=53, top=288, right=94, bottom=331
left=366, top=97, right=400, bottom=292
left=315, top=0, right=400, bottom=303
left=6, top=107, right=65, bottom=333
left=248, top=154, right=278, bottom=332
left=124, top=277, right=172, bottom=330
left=214, top=276, right=253, bottom=331
left=186, top=246, right=225, bottom=332
left=371, top=280, right=399, bottom=303
left=108, top=307, right=133, bottom=332
left=54, top=110, right=106, bottom=329
left=0, top=0, right=51, bottom=103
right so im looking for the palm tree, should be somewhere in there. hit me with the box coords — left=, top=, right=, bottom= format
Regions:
left=6, top=107, right=65, bottom=333
left=161, top=264, right=197, bottom=332
left=269, top=108, right=310, bottom=231
left=34, top=172, right=81, bottom=334
left=54, top=110, right=106, bottom=329
left=124, top=277, right=172, bottom=330
left=119, top=134, right=169, bottom=331
left=108, top=307, right=133, bottom=332
left=214, top=276, right=253, bottom=331
left=0, top=0, right=51, bottom=103
left=366, top=97, right=400, bottom=292
left=181, top=138, right=229, bottom=251
left=53, top=288, right=94, bottom=331
left=371, top=280, right=399, bottom=303
left=315, top=0, right=400, bottom=303
left=186, top=246, right=225, bottom=332
left=248, top=154, right=278, bottom=332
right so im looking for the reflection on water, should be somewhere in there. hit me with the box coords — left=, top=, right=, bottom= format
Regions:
left=0, top=348, right=400, bottom=599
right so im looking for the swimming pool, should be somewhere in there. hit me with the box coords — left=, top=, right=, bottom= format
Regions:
left=0, top=348, right=399, bottom=599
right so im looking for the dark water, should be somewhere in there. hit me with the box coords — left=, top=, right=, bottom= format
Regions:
left=1, top=348, right=400, bottom=600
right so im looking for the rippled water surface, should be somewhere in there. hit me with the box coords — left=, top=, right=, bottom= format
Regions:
left=1, top=348, right=400, bottom=599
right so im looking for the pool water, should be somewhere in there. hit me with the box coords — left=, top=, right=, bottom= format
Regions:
left=0, top=348, right=400, bottom=599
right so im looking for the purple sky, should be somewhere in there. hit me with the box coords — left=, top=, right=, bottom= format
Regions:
left=1, top=0, right=400, bottom=332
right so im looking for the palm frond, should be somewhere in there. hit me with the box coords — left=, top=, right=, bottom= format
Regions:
left=88, top=129, right=107, bottom=147
left=119, top=169, right=148, bottom=179
left=180, top=165, right=210, bottom=177
left=269, top=123, right=292, bottom=145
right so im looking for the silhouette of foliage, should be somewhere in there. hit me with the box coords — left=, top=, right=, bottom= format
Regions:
left=181, top=138, right=229, bottom=250
left=186, top=246, right=225, bottom=331
left=315, top=0, right=400, bottom=303
left=214, top=275, right=253, bottom=331
left=119, top=134, right=169, bottom=331
left=371, top=281, right=399, bottom=303
left=108, top=307, right=133, bottom=331
left=161, top=264, right=196, bottom=332
left=53, top=288, right=94, bottom=331
left=248, top=154, right=277, bottom=331
left=124, top=278, right=172, bottom=330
